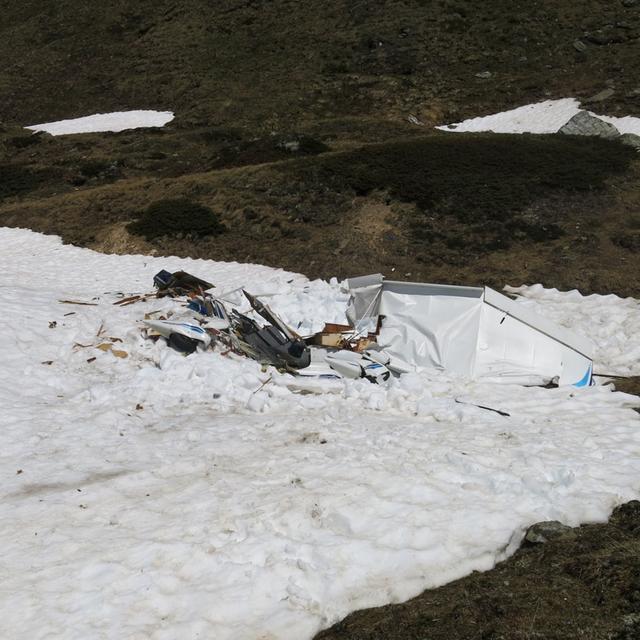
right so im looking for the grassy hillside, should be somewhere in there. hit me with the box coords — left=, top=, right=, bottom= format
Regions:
left=0, top=0, right=639, bottom=292
left=2, top=0, right=640, bottom=130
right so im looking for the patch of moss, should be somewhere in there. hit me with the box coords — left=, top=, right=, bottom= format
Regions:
left=211, top=135, right=329, bottom=170
left=613, top=232, right=640, bottom=252
left=127, top=198, right=225, bottom=240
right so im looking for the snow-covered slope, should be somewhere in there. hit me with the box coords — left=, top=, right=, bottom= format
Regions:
left=437, top=98, right=640, bottom=135
left=25, top=110, right=174, bottom=135
left=1, top=227, right=639, bottom=640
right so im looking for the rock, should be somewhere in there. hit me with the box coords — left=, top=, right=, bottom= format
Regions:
left=609, top=500, right=640, bottom=531
left=559, top=110, right=620, bottom=139
left=573, top=39, right=588, bottom=52
left=620, top=133, right=640, bottom=149
left=475, top=71, right=492, bottom=79
left=585, top=28, right=629, bottom=45
left=622, top=0, right=638, bottom=7
left=584, top=87, right=615, bottom=103
left=524, top=521, right=572, bottom=544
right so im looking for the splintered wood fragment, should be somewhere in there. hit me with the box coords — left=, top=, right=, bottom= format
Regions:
left=96, top=343, right=128, bottom=358
left=63, top=312, right=76, bottom=317
left=322, top=322, right=353, bottom=333
left=59, top=300, right=99, bottom=306
left=114, top=292, right=158, bottom=306
left=252, top=376, right=273, bottom=395
left=96, top=322, right=104, bottom=337
left=113, top=295, right=141, bottom=306
left=73, top=342, right=93, bottom=349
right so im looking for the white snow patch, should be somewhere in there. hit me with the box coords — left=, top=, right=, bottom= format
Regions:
left=25, top=110, right=175, bottom=135
left=0, top=227, right=639, bottom=640
left=437, top=98, right=640, bottom=136
left=596, top=113, right=640, bottom=137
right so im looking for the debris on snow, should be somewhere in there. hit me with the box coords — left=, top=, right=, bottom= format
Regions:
left=138, top=269, right=595, bottom=387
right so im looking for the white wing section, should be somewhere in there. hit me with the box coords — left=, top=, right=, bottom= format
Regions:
left=378, top=281, right=483, bottom=375
left=346, top=276, right=594, bottom=386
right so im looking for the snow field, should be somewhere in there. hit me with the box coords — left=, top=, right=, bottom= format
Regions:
left=25, top=110, right=175, bottom=135
left=437, top=97, right=640, bottom=136
left=1, top=228, right=639, bottom=640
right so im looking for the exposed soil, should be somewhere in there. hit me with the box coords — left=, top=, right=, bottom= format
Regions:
left=2, top=1, right=640, bottom=638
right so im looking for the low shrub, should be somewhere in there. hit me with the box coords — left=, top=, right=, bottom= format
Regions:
left=211, top=135, right=329, bottom=170
left=282, top=133, right=634, bottom=255
left=127, top=198, right=225, bottom=240
left=0, top=163, right=58, bottom=199
left=11, top=134, right=42, bottom=149
left=613, top=232, right=640, bottom=252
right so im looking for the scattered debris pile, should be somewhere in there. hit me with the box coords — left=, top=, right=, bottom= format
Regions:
left=133, top=269, right=595, bottom=387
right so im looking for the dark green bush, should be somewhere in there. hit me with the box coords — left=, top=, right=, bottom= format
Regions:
left=613, top=232, right=640, bottom=252
left=314, top=134, right=633, bottom=215
left=199, top=127, right=244, bottom=144
left=127, top=198, right=225, bottom=240
left=211, top=135, right=329, bottom=170
left=79, top=159, right=121, bottom=179
left=11, top=134, right=42, bottom=149
left=0, top=163, right=58, bottom=199
left=282, top=133, right=634, bottom=255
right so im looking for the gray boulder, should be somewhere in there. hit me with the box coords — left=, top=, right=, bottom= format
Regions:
left=585, top=87, right=615, bottom=103
left=559, top=110, right=620, bottom=139
left=620, top=133, right=640, bottom=150
left=524, top=520, right=572, bottom=544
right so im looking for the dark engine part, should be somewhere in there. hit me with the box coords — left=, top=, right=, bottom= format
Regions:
left=167, top=332, right=200, bottom=354
left=232, top=312, right=310, bottom=370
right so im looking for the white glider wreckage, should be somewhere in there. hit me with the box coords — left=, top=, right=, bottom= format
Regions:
left=141, top=270, right=593, bottom=388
